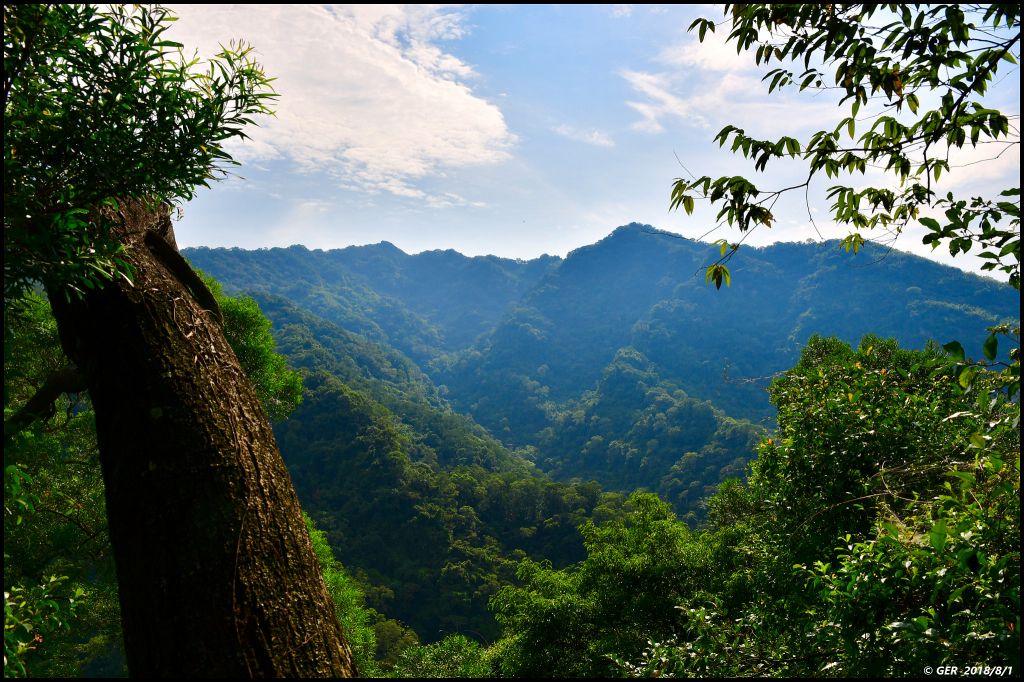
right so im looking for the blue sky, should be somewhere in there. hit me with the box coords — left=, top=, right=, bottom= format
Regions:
left=167, top=4, right=1020, bottom=274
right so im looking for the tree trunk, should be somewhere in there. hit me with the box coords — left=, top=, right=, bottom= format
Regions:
left=48, top=201, right=356, bottom=678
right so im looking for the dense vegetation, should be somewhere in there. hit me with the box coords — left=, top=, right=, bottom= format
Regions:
left=186, top=226, right=1016, bottom=512
left=489, top=335, right=1019, bottom=677
left=7, top=289, right=1017, bottom=676
left=275, top=367, right=629, bottom=641
left=187, top=226, right=1019, bottom=675
left=8, top=225, right=1018, bottom=677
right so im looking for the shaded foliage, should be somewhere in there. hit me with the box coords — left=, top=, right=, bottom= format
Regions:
left=304, top=513, right=386, bottom=676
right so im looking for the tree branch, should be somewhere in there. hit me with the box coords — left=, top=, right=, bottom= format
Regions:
left=4, top=365, right=87, bottom=443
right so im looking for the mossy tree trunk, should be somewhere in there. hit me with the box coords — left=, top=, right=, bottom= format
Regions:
left=48, top=201, right=356, bottom=677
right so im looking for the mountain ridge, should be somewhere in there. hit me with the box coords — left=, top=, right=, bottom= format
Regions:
left=184, top=223, right=1018, bottom=505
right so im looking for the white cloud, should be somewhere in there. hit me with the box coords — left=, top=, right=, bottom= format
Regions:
left=610, top=5, right=634, bottom=19
left=657, top=29, right=748, bottom=72
left=621, top=25, right=842, bottom=137
left=620, top=69, right=708, bottom=133
left=620, top=27, right=749, bottom=134
left=166, top=4, right=513, bottom=203
left=553, top=124, right=615, bottom=147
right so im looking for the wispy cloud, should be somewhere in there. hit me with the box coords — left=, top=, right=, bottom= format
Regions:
left=167, top=4, right=514, bottom=203
left=620, top=69, right=707, bottom=133
left=610, top=5, right=634, bottom=19
left=553, top=124, right=615, bottom=147
left=621, top=27, right=836, bottom=136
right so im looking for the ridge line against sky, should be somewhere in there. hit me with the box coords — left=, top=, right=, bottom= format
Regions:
left=167, top=4, right=1020, bottom=276
left=178, top=228, right=1011, bottom=290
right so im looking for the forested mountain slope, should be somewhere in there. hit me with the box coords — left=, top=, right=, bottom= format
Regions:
left=185, top=243, right=559, bottom=361
left=227, top=293, right=632, bottom=639
left=433, top=224, right=1017, bottom=433
left=185, top=223, right=1017, bottom=509
left=252, top=293, right=525, bottom=473
left=275, top=368, right=627, bottom=642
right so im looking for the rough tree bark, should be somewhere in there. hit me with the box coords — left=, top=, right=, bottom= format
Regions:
left=47, top=201, right=356, bottom=677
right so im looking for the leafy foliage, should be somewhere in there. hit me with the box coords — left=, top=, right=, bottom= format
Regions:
left=304, top=513, right=381, bottom=676
left=750, top=335, right=970, bottom=560
left=388, top=634, right=491, bottom=679
left=675, top=4, right=1020, bottom=290
left=489, top=493, right=730, bottom=677
left=656, top=8, right=1022, bottom=655
left=619, top=335, right=1019, bottom=676
left=806, top=451, right=1019, bottom=676
left=484, top=334, right=1017, bottom=678
left=3, top=297, right=121, bottom=678
left=4, top=576, right=82, bottom=678
left=3, top=4, right=276, bottom=303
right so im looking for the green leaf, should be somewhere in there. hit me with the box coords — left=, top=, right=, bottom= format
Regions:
left=946, top=470, right=976, bottom=488
left=880, top=521, right=900, bottom=538
left=943, top=341, right=965, bottom=362
left=929, top=520, right=948, bottom=550
left=704, top=264, right=731, bottom=290
left=982, top=334, right=998, bottom=361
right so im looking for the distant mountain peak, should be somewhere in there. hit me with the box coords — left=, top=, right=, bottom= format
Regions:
left=613, top=223, right=687, bottom=239
left=565, top=222, right=696, bottom=261
left=597, top=223, right=696, bottom=249
left=613, top=222, right=657, bottom=234
left=375, top=240, right=405, bottom=254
